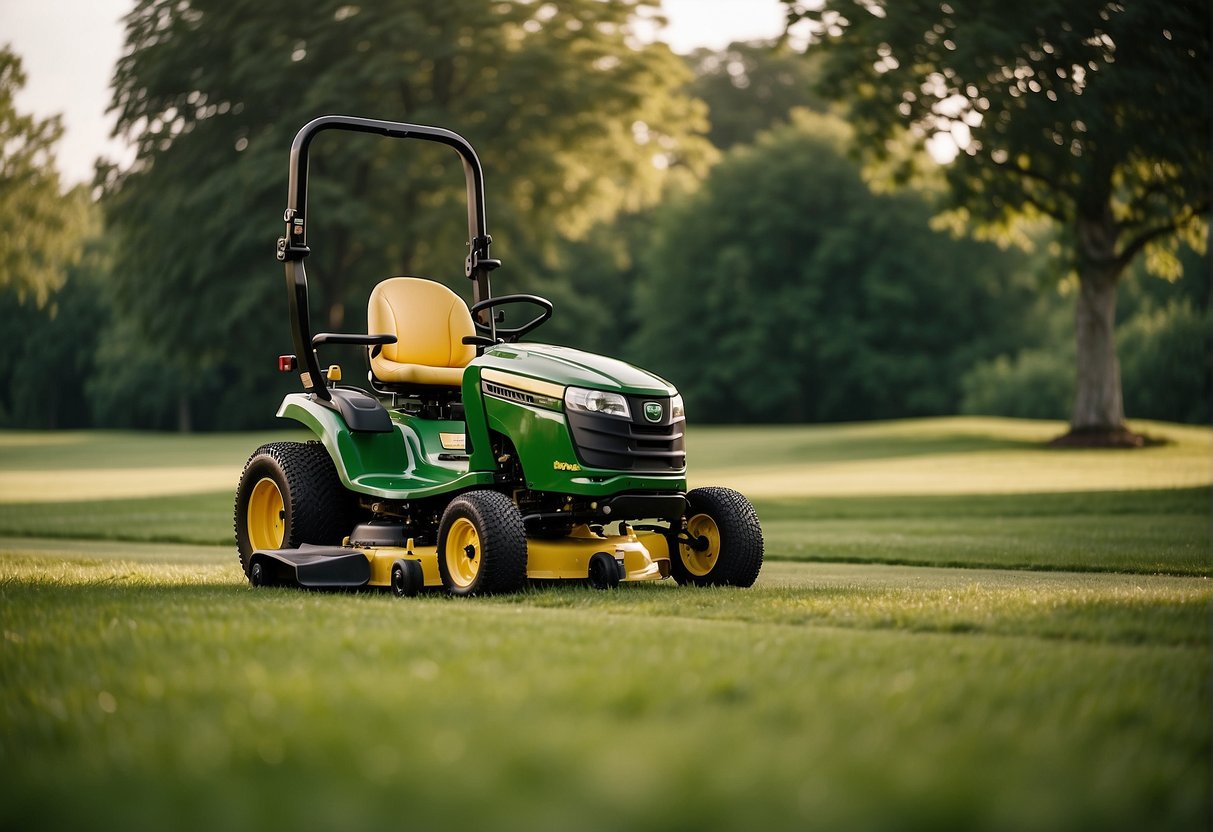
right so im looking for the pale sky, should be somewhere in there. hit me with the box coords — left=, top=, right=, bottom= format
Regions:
left=0, top=0, right=790, bottom=185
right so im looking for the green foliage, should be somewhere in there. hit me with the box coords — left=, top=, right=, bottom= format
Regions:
left=632, top=111, right=1036, bottom=422
left=1119, top=299, right=1212, bottom=424
left=961, top=247, right=1211, bottom=424
left=100, top=0, right=712, bottom=429
left=684, top=41, right=826, bottom=150
left=788, top=0, right=1211, bottom=430
left=0, top=197, right=105, bottom=429
left=0, top=48, right=92, bottom=307
left=961, top=348, right=1074, bottom=420
left=790, top=0, right=1211, bottom=266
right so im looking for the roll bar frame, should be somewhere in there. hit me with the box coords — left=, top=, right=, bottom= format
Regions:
left=274, top=115, right=500, bottom=400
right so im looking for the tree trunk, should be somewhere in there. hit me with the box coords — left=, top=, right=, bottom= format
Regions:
left=176, top=392, right=192, bottom=433
left=1054, top=211, right=1143, bottom=447
left=1071, top=267, right=1124, bottom=431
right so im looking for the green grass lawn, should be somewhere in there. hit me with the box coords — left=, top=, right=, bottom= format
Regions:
left=0, top=418, right=1209, bottom=830
left=0, top=418, right=1208, bottom=574
left=1, top=542, right=1208, bottom=832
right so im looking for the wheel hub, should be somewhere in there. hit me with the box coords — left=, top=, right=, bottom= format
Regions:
left=680, top=514, right=721, bottom=576
left=445, top=517, right=483, bottom=588
left=247, top=477, right=286, bottom=550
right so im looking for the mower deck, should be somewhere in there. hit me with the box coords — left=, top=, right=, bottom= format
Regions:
left=250, top=526, right=672, bottom=591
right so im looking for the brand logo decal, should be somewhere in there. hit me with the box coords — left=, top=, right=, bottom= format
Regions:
left=439, top=432, right=466, bottom=451
left=553, top=460, right=582, bottom=472
left=643, top=401, right=663, bottom=423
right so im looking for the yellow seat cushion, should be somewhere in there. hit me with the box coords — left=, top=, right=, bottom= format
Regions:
left=368, top=277, right=476, bottom=387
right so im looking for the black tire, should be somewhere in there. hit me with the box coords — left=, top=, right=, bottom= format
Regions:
left=436, top=491, right=528, bottom=596
left=391, top=559, right=424, bottom=598
left=587, top=551, right=622, bottom=590
left=233, top=441, right=355, bottom=576
left=670, top=487, right=764, bottom=588
left=249, top=559, right=269, bottom=587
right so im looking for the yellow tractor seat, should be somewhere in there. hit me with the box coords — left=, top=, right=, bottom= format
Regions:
left=367, top=277, right=476, bottom=387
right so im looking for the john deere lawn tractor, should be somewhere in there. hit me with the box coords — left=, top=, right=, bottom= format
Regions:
left=233, top=115, right=763, bottom=596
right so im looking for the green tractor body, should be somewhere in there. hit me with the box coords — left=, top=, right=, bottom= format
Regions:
left=234, top=116, right=762, bottom=596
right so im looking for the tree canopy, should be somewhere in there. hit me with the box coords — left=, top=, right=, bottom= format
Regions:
left=785, top=0, right=1211, bottom=438
left=101, top=0, right=711, bottom=429
left=631, top=111, right=1037, bottom=423
left=684, top=40, right=826, bottom=150
left=0, top=47, right=91, bottom=307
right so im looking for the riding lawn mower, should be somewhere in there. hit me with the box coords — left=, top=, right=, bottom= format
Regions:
left=233, top=115, right=763, bottom=596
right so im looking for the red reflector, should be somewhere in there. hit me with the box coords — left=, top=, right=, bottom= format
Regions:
left=278, top=355, right=297, bottom=372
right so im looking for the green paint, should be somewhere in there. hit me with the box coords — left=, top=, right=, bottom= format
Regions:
left=484, top=394, right=685, bottom=495
left=276, top=342, right=687, bottom=502
left=276, top=394, right=493, bottom=499
left=478, top=343, right=676, bottom=395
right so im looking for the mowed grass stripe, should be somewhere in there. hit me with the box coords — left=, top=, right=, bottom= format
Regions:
left=0, top=487, right=1206, bottom=575
left=4, top=418, right=1209, bottom=503
left=0, top=492, right=237, bottom=545
left=2, top=544, right=1208, bottom=648
left=688, top=417, right=1211, bottom=496
left=766, top=511, right=1212, bottom=576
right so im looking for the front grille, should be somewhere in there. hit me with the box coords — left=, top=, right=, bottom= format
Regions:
left=566, top=395, right=685, bottom=472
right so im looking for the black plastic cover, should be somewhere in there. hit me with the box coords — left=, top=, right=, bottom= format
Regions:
left=327, top=387, right=392, bottom=433
left=252, top=544, right=371, bottom=587
left=599, top=493, right=687, bottom=521
left=350, top=522, right=407, bottom=547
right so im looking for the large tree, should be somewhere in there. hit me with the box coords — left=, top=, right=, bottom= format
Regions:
left=0, top=47, right=91, bottom=307
left=102, top=0, right=710, bottom=429
left=632, top=111, right=1038, bottom=423
left=784, top=0, right=1210, bottom=443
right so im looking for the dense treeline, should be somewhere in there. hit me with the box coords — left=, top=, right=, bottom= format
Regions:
left=0, top=1, right=1207, bottom=430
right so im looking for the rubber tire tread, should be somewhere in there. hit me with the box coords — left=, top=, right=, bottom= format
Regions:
left=437, top=490, right=528, bottom=596
left=672, top=486, right=764, bottom=588
left=233, top=441, right=354, bottom=575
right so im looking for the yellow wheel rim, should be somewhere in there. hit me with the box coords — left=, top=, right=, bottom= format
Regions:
left=247, top=477, right=286, bottom=550
left=681, top=513, right=721, bottom=577
left=445, top=517, right=482, bottom=589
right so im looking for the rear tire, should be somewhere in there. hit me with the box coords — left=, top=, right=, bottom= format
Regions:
left=437, top=491, right=527, bottom=596
left=670, top=487, right=764, bottom=587
left=234, top=441, right=355, bottom=576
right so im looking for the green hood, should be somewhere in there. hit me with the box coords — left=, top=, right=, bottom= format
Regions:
left=474, top=343, right=677, bottom=396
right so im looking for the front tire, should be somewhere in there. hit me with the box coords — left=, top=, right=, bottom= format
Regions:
left=249, top=560, right=270, bottom=587
left=671, top=487, right=764, bottom=587
left=391, top=559, right=424, bottom=598
left=437, top=491, right=527, bottom=596
left=233, top=441, right=355, bottom=576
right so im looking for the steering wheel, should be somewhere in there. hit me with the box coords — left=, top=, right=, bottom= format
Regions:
left=469, top=294, right=553, bottom=343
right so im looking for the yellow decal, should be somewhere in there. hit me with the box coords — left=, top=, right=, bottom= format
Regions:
left=439, top=432, right=466, bottom=451
left=553, top=460, right=582, bottom=472
left=482, top=369, right=565, bottom=399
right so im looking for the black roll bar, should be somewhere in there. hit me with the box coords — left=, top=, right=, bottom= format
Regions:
left=275, top=115, right=500, bottom=400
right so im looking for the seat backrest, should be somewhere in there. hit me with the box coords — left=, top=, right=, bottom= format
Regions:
left=367, top=277, right=476, bottom=385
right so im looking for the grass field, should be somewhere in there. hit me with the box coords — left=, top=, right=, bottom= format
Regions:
left=1, top=418, right=1210, bottom=831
